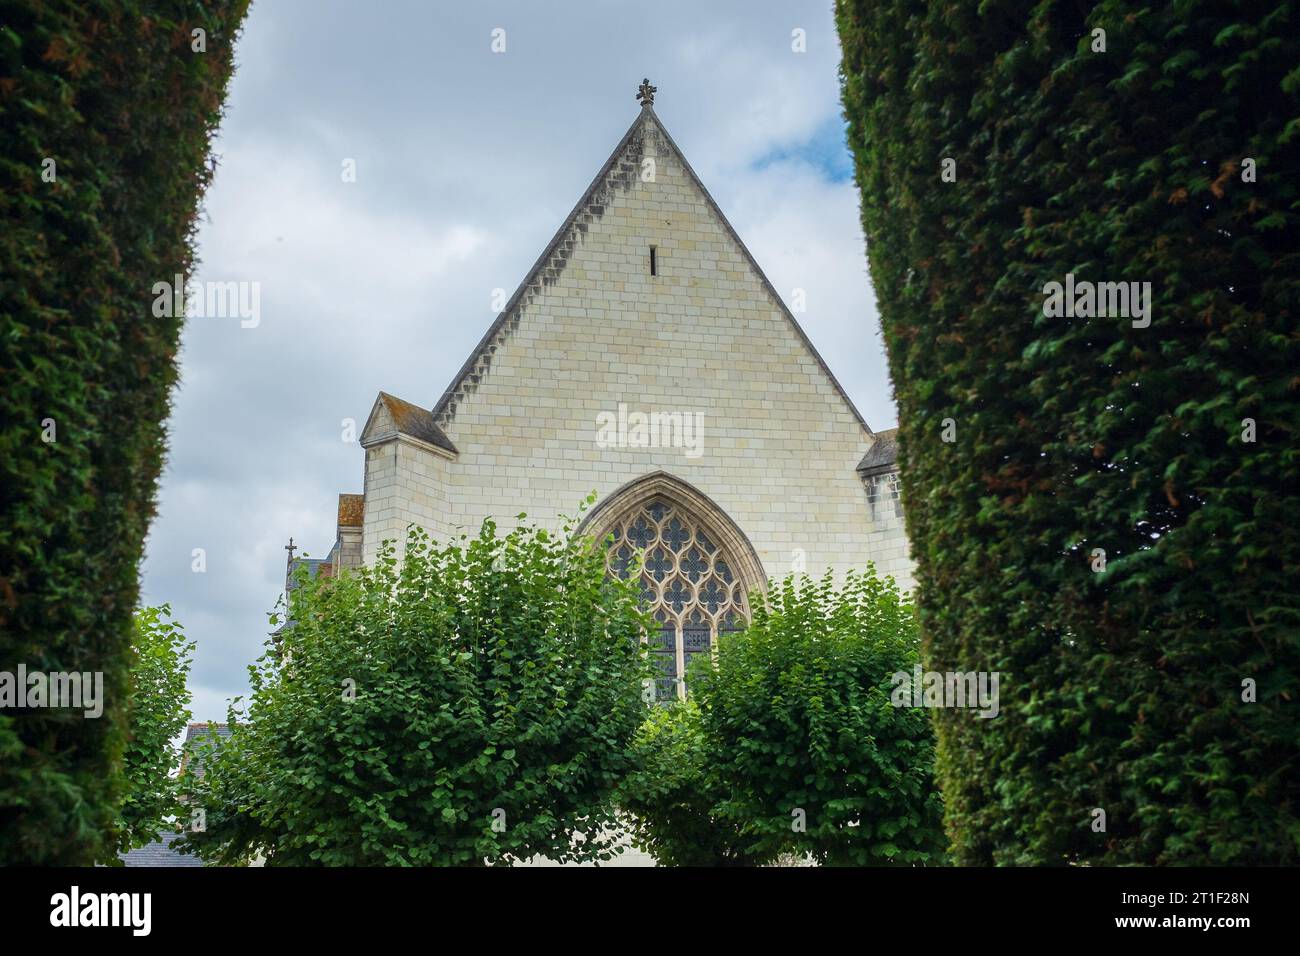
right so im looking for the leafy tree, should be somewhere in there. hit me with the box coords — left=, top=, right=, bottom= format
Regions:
left=0, top=1, right=249, bottom=864
left=681, top=570, right=946, bottom=866
left=100, top=605, right=195, bottom=863
left=619, top=701, right=773, bottom=866
left=182, top=514, right=653, bottom=866
left=836, top=0, right=1299, bottom=862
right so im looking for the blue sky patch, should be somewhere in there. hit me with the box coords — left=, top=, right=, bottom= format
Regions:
left=750, top=116, right=855, bottom=182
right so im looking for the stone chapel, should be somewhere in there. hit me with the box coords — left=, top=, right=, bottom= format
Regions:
left=298, top=81, right=912, bottom=698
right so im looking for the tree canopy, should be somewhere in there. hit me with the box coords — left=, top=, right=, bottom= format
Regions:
left=626, top=570, right=947, bottom=866
left=183, top=515, right=653, bottom=866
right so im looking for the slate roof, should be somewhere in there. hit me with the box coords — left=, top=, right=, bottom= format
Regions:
left=186, top=722, right=234, bottom=745
left=276, top=556, right=332, bottom=636
left=117, top=830, right=203, bottom=868
left=374, top=391, right=458, bottom=453
left=179, top=722, right=234, bottom=779
left=856, top=427, right=899, bottom=477
left=287, top=556, right=330, bottom=587
left=427, top=100, right=873, bottom=438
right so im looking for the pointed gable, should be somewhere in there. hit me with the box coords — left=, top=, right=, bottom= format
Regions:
left=431, top=103, right=871, bottom=440
left=335, top=86, right=917, bottom=591
left=360, top=391, right=457, bottom=454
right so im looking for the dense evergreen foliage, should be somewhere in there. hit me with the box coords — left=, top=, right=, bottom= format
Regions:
left=182, top=518, right=653, bottom=866
left=0, top=1, right=247, bottom=864
left=836, top=0, right=1300, bottom=862
left=628, top=571, right=946, bottom=866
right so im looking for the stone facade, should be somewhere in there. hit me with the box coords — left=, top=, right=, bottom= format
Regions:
left=322, top=101, right=913, bottom=595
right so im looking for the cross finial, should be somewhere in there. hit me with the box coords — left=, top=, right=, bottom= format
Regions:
left=636, top=78, right=656, bottom=109
left=285, top=537, right=297, bottom=562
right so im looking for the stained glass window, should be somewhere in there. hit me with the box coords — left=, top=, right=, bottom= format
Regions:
left=600, top=495, right=750, bottom=700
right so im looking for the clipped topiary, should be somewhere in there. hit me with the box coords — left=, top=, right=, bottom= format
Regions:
left=836, top=0, right=1300, bottom=863
left=0, top=1, right=249, bottom=864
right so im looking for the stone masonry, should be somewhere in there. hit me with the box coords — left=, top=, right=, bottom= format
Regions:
left=320, top=98, right=913, bottom=594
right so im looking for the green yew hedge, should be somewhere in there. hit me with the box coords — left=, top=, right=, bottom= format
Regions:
left=0, top=1, right=247, bottom=864
left=836, top=1, right=1300, bottom=863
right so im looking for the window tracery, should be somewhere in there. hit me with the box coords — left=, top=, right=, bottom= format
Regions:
left=601, top=495, right=749, bottom=700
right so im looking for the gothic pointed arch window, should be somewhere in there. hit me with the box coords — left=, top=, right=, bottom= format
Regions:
left=582, top=474, right=765, bottom=701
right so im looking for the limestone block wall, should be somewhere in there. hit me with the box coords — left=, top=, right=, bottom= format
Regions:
left=335, top=526, right=363, bottom=573
left=352, top=108, right=918, bottom=593
left=361, top=438, right=454, bottom=566
left=860, top=473, right=914, bottom=591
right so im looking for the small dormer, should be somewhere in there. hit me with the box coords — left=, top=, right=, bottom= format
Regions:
left=360, top=391, right=458, bottom=456
left=358, top=392, right=458, bottom=565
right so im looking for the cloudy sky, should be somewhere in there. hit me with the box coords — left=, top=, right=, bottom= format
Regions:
left=140, top=0, right=896, bottom=721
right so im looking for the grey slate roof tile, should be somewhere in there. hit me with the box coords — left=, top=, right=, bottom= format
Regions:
left=117, top=830, right=203, bottom=867
left=376, top=391, right=457, bottom=453
left=856, top=427, right=899, bottom=475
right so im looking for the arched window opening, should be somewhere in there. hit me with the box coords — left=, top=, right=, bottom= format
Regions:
left=601, top=496, right=749, bottom=700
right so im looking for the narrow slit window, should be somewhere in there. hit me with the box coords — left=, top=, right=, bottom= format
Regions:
left=649, top=245, right=657, bottom=276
